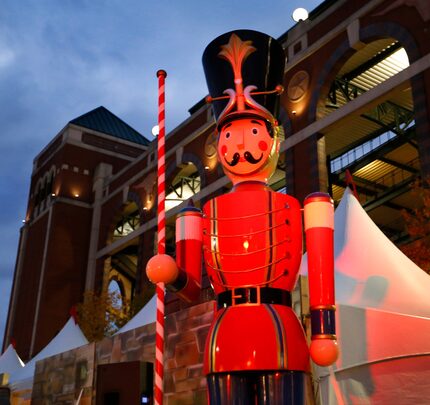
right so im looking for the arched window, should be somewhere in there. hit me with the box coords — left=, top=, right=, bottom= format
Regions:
left=34, top=179, right=43, bottom=207
left=32, top=166, right=57, bottom=218
left=107, top=201, right=140, bottom=314
left=317, top=38, right=418, bottom=241
left=319, top=40, right=409, bottom=120
left=108, top=278, right=124, bottom=308
left=320, top=40, right=413, bottom=177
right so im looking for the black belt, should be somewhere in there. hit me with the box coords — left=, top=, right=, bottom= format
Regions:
left=217, top=287, right=292, bottom=309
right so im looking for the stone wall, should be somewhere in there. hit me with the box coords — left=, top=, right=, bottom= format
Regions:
left=29, top=302, right=214, bottom=404
left=27, top=292, right=314, bottom=404
left=30, top=321, right=156, bottom=405
left=164, top=301, right=214, bottom=405
left=31, top=343, right=95, bottom=405
left=95, top=322, right=155, bottom=365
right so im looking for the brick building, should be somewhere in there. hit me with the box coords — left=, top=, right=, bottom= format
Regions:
left=3, top=0, right=430, bottom=403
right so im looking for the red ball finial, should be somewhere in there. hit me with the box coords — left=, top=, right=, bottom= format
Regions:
left=146, top=254, right=178, bottom=284
left=310, top=339, right=339, bottom=367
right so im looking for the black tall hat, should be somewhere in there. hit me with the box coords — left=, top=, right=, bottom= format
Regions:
left=202, top=29, right=285, bottom=129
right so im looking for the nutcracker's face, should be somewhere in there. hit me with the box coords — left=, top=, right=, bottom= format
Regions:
left=218, top=117, right=279, bottom=185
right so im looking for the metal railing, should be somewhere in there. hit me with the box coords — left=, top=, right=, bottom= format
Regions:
left=331, top=131, right=397, bottom=173
left=354, top=157, right=419, bottom=204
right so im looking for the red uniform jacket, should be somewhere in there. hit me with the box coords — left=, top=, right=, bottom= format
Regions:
left=202, top=182, right=310, bottom=374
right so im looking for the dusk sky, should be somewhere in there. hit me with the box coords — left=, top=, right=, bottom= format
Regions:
left=0, top=0, right=322, bottom=351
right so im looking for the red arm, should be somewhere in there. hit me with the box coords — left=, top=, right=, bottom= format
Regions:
left=146, top=206, right=203, bottom=303
left=170, top=206, right=203, bottom=302
left=304, top=192, right=338, bottom=366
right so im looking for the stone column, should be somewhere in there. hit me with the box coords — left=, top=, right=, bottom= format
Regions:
left=85, top=163, right=112, bottom=291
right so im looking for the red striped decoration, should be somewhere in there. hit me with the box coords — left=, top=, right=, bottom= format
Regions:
left=155, top=69, right=167, bottom=405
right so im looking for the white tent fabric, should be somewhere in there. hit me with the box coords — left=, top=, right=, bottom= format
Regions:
left=303, top=189, right=430, bottom=404
left=317, top=305, right=430, bottom=404
left=331, top=189, right=430, bottom=317
left=0, top=344, right=24, bottom=376
left=115, top=294, right=156, bottom=335
left=9, top=317, right=88, bottom=390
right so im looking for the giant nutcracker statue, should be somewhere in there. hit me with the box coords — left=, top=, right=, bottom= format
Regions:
left=147, top=30, right=338, bottom=404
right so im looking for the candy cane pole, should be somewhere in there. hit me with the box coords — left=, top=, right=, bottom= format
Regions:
left=155, top=69, right=167, bottom=405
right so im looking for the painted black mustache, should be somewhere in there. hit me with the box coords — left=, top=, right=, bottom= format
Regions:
left=225, top=151, right=263, bottom=166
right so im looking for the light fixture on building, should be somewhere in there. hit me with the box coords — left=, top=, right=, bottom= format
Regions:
left=292, top=8, right=309, bottom=22
left=74, top=193, right=80, bottom=198
left=292, top=110, right=297, bottom=115
left=151, top=125, right=159, bottom=137
left=205, top=166, right=210, bottom=170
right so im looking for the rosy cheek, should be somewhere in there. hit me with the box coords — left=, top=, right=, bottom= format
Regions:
left=220, top=145, right=227, bottom=155
left=258, top=141, right=268, bottom=151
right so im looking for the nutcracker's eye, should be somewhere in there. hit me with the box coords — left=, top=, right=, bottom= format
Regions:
left=252, top=128, right=258, bottom=135
left=222, top=122, right=232, bottom=139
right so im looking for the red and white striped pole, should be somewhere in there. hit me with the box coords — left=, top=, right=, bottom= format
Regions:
left=155, top=69, right=167, bottom=405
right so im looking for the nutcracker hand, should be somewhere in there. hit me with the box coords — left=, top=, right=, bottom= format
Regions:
left=310, top=338, right=339, bottom=367
left=146, top=254, right=179, bottom=284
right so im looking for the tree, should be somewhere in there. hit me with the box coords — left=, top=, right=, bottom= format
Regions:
left=76, top=290, right=114, bottom=342
left=401, top=179, right=430, bottom=275
left=76, top=289, right=151, bottom=342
